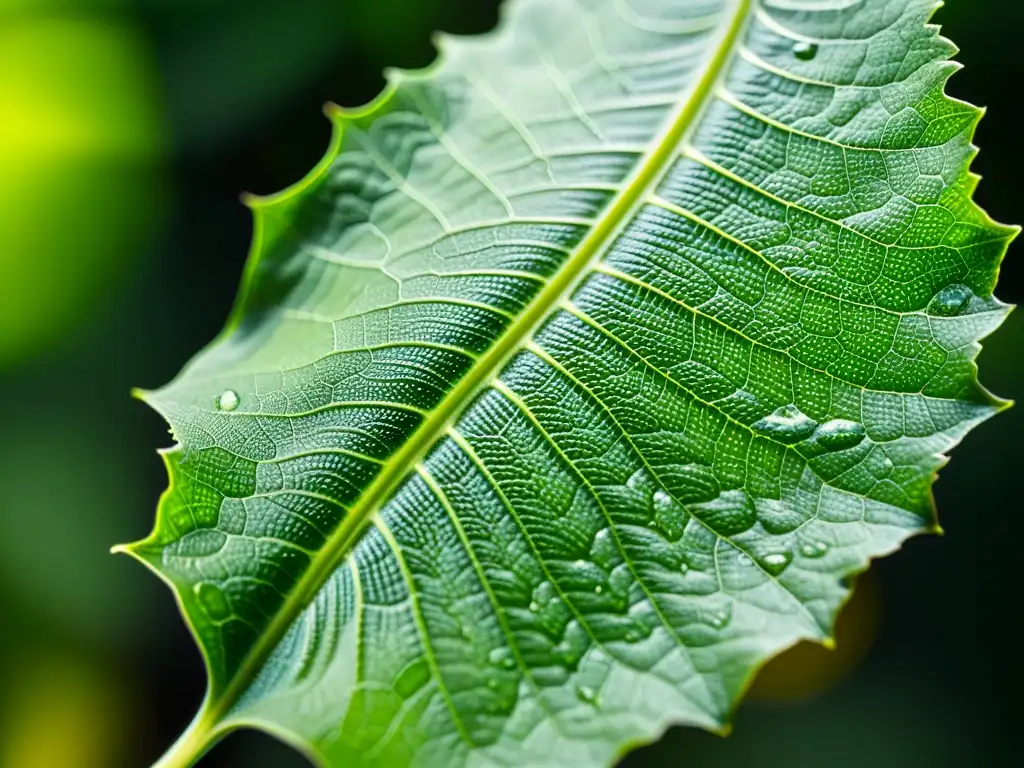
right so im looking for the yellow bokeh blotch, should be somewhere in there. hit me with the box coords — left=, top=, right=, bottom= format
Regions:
left=0, top=14, right=166, bottom=363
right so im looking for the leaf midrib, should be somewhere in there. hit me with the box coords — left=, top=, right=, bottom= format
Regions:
left=178, top=0, right=753, bottom=757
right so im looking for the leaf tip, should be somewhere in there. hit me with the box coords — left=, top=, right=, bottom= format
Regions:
left=109, top=542, right=132, bottom=557
left=711, top=722, right=733, bottom=738
left=130, top=386, right=152, bottom=403
left=109, top=538, right=158, bottom=569
left=240, top=191, right=263, bottom=208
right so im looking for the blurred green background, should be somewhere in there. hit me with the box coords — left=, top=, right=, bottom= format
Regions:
left=0, top=1, right=1019, bottom=766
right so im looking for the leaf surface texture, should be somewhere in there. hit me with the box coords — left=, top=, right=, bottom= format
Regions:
left=124, top=0, right=1014, bottom=765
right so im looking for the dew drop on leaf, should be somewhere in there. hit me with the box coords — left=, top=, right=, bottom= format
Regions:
left=216, top=389, right=240, bottom=412
left=193, top=583, right=231, bottom=621
left=800, top=541, right=828, bottom=558
left=928, top=283, right=974, bottom=316
left=753, top=405, right=817, bottom=443
left=488, top=648, right=517, bottom=671
left=590, top=528, right=618, bottom=568
left=877, top=453, right=895, bottom=474
left=762, top=552, right=792, bottom=574
left=652, top=490, right=687, bottom=542
left=577, top=686, right=598, bottom=705
left=532, top=581, right=555, bottom=606
left=793, top=41, right=818, bottom=60
left=813, top=419, right=866, bottom=451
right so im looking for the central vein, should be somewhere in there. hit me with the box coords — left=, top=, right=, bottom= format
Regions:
left=179, top=0, right=752, bottom=756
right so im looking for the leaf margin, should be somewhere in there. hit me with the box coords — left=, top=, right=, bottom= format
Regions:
left=115, top=1, right=1018, bottom=766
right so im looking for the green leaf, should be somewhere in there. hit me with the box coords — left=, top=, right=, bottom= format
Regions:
left=119, top=0, right=1015, bottom=766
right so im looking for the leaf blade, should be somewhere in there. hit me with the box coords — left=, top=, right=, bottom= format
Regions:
left=122, top=1, right=1015, bottom=766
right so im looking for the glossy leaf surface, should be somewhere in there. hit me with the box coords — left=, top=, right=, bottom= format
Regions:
left=121, top=0, right=1014, bottom=765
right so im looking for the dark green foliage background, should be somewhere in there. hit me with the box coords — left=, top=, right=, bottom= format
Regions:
left=0, top=1, right=1019, bottom=766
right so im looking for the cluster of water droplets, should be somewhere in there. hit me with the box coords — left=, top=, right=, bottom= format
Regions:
left=800, top=540, right=829, bottom=558
left=487, top=647, right=517, bottom=671
left=709, top=604, right=732, bottom=629
left=752, top=403, right=866, bottom=453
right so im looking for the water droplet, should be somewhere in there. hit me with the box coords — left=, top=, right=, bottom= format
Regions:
left=529, top=601, right=540, bottom=612
left=679, top=561, right=689, bottom=574
left=608, top=565, right=631, bottom=594
left=753, top=405, right=817, bottom=444
left=488, top=647, right=512, bottom=668
left=554, top=621, right=588, bottom=670
left=814, top=419, right=866, bottom=451
left=594, top=585, right=603, bottom=595
left=194, top=583, right=232, bottom=621
left=216, top=389, right=240, bottom=412
left=590, top=528, right=619, bottom=567
left=800, top=541, right=829, bottom=558
left=532, top=581, right=555, bottom=606
left=577, top=685, right=598, bottom=705
left=625, top=630, right=641, bottom=643
left=737, top=554, right=753, bottom=567
left=762, top=551, right=792, bottom=574
left=793, top=41, right=818, bottom=61
left=487, top=678, right=500, bottom=690
left=929, top=284, right=974, bottom=317
left=652, top=490, right=688, bottom=542
left=710, top=605, right=733, bottom=628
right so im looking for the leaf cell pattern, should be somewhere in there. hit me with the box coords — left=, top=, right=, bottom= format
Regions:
left=125, top=1, right=1014, bottom=766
